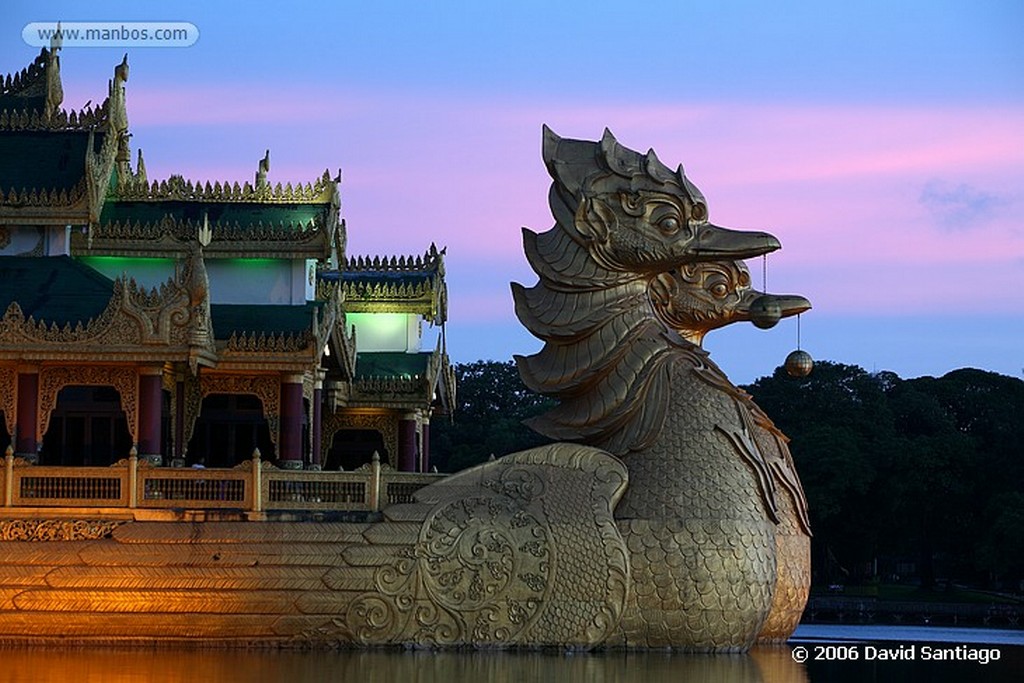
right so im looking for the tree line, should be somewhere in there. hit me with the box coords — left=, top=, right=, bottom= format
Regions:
left=429, top=360, right=1024, bottom=590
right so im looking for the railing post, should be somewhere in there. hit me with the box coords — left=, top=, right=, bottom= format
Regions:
left=369, top=451, right=381, bottom=511
left=252, top=448, right=263, bottom=513
left=4, top=445, right=13, bottom=507
left=128, top=446, right=138, bottom=509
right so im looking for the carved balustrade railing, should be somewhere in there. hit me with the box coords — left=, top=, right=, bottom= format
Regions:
left=1, top=449, right=445, bottom=514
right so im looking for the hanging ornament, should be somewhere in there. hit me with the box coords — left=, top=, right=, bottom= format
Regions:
left=785, top=313, right=813, bottom=377
left=749, top=295, right=782, bottom=329
left=785, top=349, right=813, bottom=377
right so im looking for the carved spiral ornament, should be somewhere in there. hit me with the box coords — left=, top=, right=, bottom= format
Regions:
left=419, top=496, right=550, bottom=635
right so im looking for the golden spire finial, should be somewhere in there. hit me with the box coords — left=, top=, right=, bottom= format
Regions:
left=198, top=212, right=212, bottom=247
left=256, top=149, right=270, bottom=189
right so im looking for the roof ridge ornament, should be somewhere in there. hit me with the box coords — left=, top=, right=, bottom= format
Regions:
left=256, top=149, right=270, bottom=191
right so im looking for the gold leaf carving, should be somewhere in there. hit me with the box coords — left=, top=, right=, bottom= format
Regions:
left=0, top=519, right=123, bottom=542
left=0, top=365, right=16, bottom=436
left=37, top=366, right=138, bottom=444
left=200, top=374, right=280, bottom=447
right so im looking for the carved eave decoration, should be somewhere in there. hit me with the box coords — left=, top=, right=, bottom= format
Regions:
left=72, top=214, right=333, bottom=259
left=322, top=281, right=357, bottom=382
left=71, top=170, right=340, bottom=258
left=109, top=169, right=338, bottom=206
left=0, top=46, right=63, bottom=119
left=340, top=244, right=448, bottom=322
left=0, top=175, right=91, bottom=226
left=214, top=291, right=338, bottom=376
left=0, top=100, right=111, bottom=132
left=0, top=265, right=215, bottom=367
left=436, top=349, right=457, bottom=414
left=339, top=342, right=452, bottom=411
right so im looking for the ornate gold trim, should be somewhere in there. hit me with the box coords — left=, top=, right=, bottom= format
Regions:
left=114, top=170, right=337, bottom=205
left=0, top=259, right=212, bottom=368
left=320, top=412, right=397, bottom=467
left=74, top=216, right=331, bottom=259
left=37, top=365, right=139, bottom=444
left=226, top=331, right=312, bottom=354
left=200, top=374, right=281, bottom=448
left=0, top=102, right=110, bottom=132
left=0, top=365, right=16, bottom=436
left=0, top=519, right=124, bottom=541
left=340, top=245, right=447, bottom=322
left=0, top=175, right=88, bottom=209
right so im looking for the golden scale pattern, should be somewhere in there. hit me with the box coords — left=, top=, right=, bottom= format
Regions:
left=613, top=364, right=777, bottom=650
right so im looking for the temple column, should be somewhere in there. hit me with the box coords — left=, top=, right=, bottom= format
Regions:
left=174, top=371, right=185, bottom=462
left=398, top=411, right=417, bottom=472
left=15, top=366, right=39, bottom=464
left=311, top=373, right=323, bottom=468
left=420, top=414, right=430, bottom=473
left=138, top=367, right=164, bottom=466
left=279, top=374, right=304, bottom=470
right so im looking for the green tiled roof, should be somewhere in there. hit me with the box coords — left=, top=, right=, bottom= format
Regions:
left=0, top=256, right=113, bottom=325
left=100, top=200, right=329, bottom=227
left=0, top=130, right=103, bottom=194
left=355, top=351, right=432, bottom=379
left=211, top=302, right=324, bottom=339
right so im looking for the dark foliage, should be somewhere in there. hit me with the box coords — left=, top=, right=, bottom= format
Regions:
left=745, top=362, right=1024, bottom=589
left=434, top=358, right=1024, bottom=589
left=428, top=360, right=554, bottom=473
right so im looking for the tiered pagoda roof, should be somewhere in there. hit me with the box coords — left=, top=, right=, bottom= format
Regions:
left=0, top=45, right=450, bottom=413
left=77, top=168, right=343, bottom=259
left=0, top=46, right=128, bottom=227
left=324, top=244, right=448, bottom=323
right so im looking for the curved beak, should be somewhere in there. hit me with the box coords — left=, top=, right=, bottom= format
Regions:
left=770, top=294, right=812, bottom=318
left=737, top=291, right=812, bottom=320
left=691, top=223, right=781, bottom=260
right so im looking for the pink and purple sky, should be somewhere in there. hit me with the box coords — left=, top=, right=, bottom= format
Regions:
left=4, top=1, right=1022, bottom=383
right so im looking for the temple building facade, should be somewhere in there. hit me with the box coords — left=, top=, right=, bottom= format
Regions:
left=0, top=46, right=454, bottom=473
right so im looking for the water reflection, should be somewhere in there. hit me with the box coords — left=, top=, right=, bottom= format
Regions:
left=2, top=646, right=809, bottom=683
left=3, top=641, right=1020, bottom=683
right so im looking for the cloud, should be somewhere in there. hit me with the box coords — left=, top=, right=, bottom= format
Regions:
left=919, top=180, right=1011, bottom=231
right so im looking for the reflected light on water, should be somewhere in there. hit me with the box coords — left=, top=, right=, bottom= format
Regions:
left=3, top=640, right=1020, bottom=683
left=1, top=647, right=809, bottom=683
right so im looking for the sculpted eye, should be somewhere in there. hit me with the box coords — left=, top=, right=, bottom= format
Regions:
left=710, top=282, right=729, bottom=298
left=657, top=216, right=681, bottom=235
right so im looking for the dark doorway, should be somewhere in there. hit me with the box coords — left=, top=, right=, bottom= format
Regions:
left=41, top=386, right=131, bottom=466
left=325, top=429, right=387, bottom=471
left=187, top=394, right=274, bottom=467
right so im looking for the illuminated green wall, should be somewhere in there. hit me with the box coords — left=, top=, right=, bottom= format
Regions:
left=347, top=312, right=421, bottom=352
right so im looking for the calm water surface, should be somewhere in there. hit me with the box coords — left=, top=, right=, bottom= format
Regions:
left=3, top=627, right=1021, bottom=683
